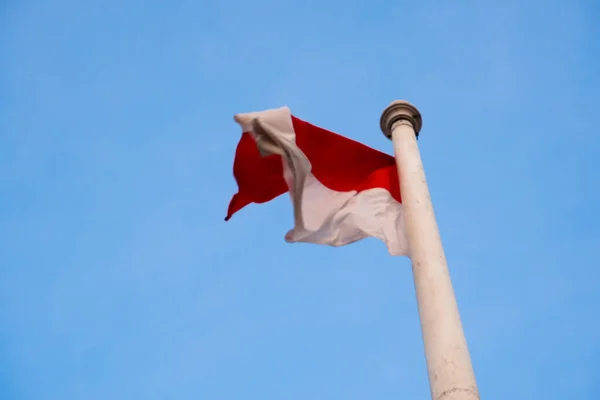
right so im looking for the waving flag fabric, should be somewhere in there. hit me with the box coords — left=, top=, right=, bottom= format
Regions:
left=226, top=107, right=408, bottom=256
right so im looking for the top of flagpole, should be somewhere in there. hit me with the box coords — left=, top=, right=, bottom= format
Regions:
left=380, top=100, right=422, bottom=139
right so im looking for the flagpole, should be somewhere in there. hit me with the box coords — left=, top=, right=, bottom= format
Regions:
left=380, top=101, right=479, bottom=400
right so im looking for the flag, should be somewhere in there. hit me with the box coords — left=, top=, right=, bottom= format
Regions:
left=225, top=107, right=408, bottom=256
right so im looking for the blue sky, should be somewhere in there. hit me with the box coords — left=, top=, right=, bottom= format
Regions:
left=1, top=0, right=599, bottom=399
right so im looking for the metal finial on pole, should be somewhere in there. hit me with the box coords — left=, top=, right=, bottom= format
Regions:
left=380, top=100, right=423, bottom=139
left=380, top=100, right=479, bottom=400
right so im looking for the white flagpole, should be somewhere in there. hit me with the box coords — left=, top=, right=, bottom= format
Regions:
left=380, top=101, right=479, bottom=400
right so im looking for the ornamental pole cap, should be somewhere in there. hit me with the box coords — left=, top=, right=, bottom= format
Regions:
left=380, top=100, right=422, bottom=139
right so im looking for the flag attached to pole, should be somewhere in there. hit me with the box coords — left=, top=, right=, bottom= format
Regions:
left=226, top=107, right=408, bottom=256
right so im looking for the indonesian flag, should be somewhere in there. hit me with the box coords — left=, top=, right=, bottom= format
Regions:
left=225, top=107, right=408, bottom=256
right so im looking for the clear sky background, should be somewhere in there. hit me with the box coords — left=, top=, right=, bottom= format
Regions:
left=1, top=1, right=599, bottom=399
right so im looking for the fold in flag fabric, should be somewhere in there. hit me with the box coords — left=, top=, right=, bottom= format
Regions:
left=225, top=107, right=408, bottom=256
